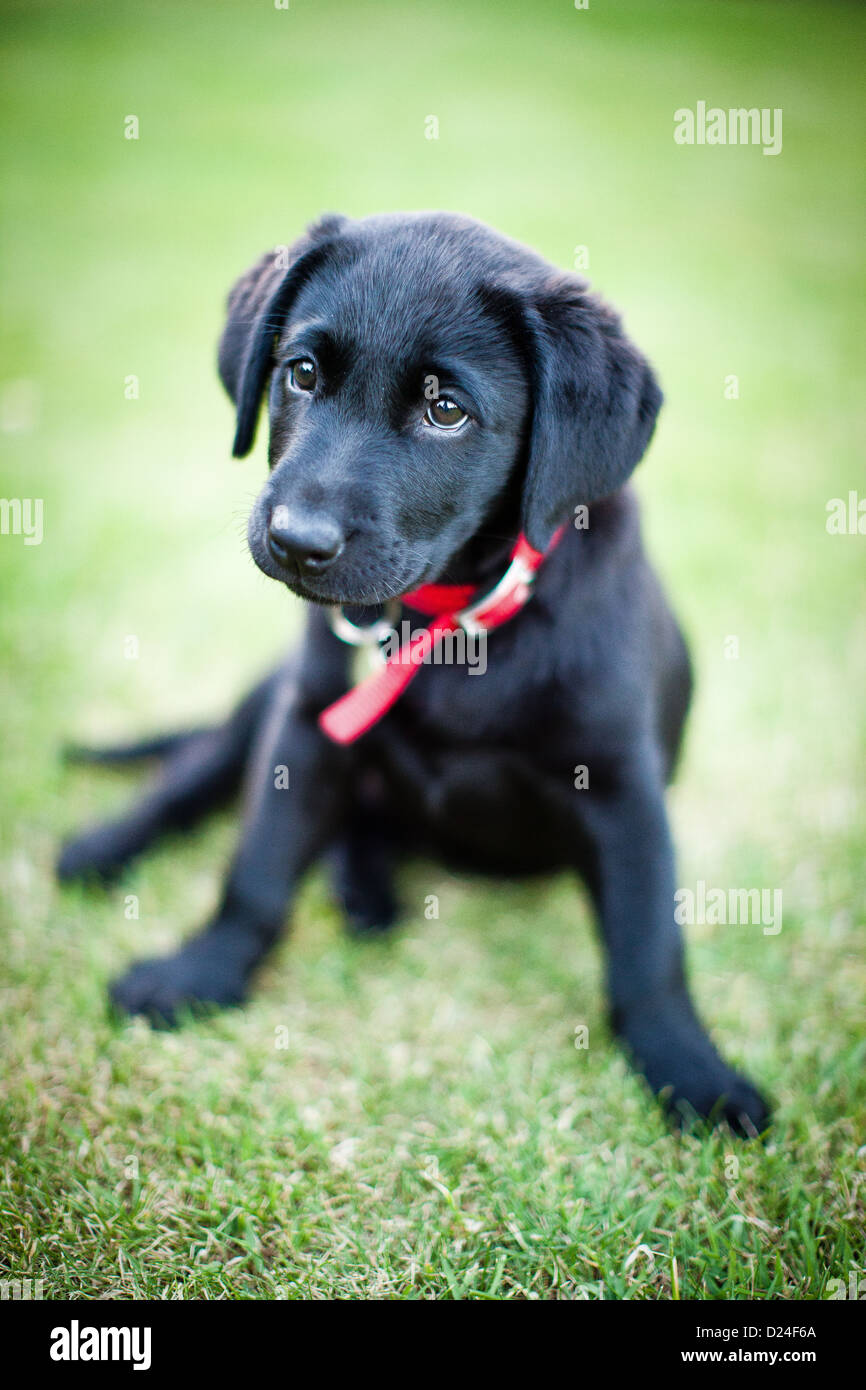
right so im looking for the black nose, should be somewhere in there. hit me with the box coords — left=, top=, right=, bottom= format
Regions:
left=267, top=509, right=345, bottom=576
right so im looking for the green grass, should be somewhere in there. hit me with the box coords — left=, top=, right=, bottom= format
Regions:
left=1, top=0, right=864, bottom=1299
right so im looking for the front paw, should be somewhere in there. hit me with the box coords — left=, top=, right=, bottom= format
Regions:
left=663, top=1065, right=770, bottom=1137
left=618, top=1002, right=771, bottom=1137
left=110, top=937, right=247, bottom=1027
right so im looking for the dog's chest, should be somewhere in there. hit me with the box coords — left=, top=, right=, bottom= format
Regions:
left=371, top=675, right=578, bottom=871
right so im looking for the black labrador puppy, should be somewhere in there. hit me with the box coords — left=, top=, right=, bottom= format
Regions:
left=59, top=212, right=769, bottom=1134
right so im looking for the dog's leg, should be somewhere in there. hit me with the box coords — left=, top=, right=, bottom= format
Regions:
left=658, top=620, right=693, bottom=782
left=56, top=666, right=286, bottom=883
left=110, top=637, right=352, bottom=1023
left=62, top=728, right=212, bottom=766
left=330, top=795, right=399, bottom=935
left=579, top=754, right=769, bottom=1134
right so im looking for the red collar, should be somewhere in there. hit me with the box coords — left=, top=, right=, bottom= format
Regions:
left=319, top=526, right=565, bottom=744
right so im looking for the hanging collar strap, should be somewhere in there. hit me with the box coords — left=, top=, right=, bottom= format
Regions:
left=319, top=526, right=565, bottom=745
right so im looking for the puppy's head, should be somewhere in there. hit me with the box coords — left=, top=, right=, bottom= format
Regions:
left=219, top=212, right=662, bottom=605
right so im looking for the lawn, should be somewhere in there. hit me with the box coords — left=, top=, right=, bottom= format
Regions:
left=0, top=0, right=863, bottom=1299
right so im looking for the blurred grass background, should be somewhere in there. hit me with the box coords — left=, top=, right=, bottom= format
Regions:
left=1, top=0, right=864, bottom=1299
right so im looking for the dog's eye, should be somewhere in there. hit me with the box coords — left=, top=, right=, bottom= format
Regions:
left=287, top=358, right=317, bottom=392
left=425, top=397, right=467, bottom=430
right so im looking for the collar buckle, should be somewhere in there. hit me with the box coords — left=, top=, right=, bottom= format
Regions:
left=454, top=554, right=536, bottom=636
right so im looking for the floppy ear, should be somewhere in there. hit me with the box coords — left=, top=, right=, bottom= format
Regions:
left=217, top=214, right=348, bottom=458
left=520, top=276, right=663, bottom=550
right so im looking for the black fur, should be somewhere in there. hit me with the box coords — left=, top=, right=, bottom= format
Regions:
left=59, top=212, right=768, bottom=1135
